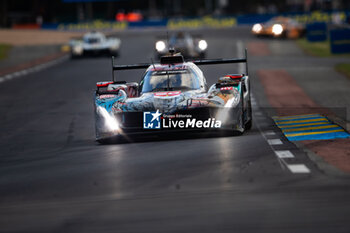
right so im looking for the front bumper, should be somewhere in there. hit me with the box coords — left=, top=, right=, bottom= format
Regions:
left=83, top=48, right=114, bottom=56
left=95, top=106, right=243, bottom=141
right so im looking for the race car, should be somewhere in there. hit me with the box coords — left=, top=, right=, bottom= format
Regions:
left=94, top=50, right=252, bottom=144
left=69, top=31, right=121, bottom=58
left=252, top=16, right=305, bottom=39
left=155, top=32, right=208, bottom=59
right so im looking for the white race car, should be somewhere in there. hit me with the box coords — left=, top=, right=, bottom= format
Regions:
left=69, top=31, right=121, bottom=58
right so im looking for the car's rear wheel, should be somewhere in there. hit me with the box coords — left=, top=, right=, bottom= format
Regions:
left=70, top=53, right=79, bottom=59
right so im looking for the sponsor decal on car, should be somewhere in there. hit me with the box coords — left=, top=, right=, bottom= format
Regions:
left=153, top=91, right=181, bottom=97
left=143, top=110, right=162, bottom=129
left=220, top=86, right=234, bottom=91
left=143, top=110, right=222, bottom=129
left=162, top=117, right=221, bottom=129
left=99, top=94, right=118, bottom=99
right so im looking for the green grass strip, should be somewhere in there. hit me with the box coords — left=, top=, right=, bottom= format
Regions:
left=0, top=44, right=12, bottom=60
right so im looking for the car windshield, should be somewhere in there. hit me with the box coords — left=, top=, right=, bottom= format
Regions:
left=169, top=33, right=191, bottom=47
left=84, top=37, right=101, bottom=44
left=141, top=69, right=200, bottom=93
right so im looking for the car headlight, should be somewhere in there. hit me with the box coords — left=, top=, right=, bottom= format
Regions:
left=198, top=40, right=208, bottom=51
left=272, top=24, right=283, bottom=36
left=110, top=44, right=119, bottom=50
left=73, top=45, right=83, bottom=55
left=155, top=41, right=166, bottom=52
left=97, top=106, right=119, bottom=132
left=252, top=23, right=262, bottom=33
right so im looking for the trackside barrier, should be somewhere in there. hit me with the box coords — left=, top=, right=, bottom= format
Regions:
left=330, top=28, right=350, bottom=54
left=40, top=11, right=350, bottom=31
left=167, top=16, right=237, bottom=29
left=306, top=22, right=327, bottom=42
left=42, top=20, right=128, bottom=31
left=128, top=20, right=167, bottom=28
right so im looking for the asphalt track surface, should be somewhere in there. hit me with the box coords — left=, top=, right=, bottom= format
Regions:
left=0, top=28, right=350, bottom=233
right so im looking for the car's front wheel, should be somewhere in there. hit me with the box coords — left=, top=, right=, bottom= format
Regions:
left=110, top=50, right=119, bottom=57
left=245, top=98, right=253, bottom=130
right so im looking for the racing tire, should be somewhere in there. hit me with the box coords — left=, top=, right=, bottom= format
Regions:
left=234, top=91, right=245, bottom=136
left=245, top=98, right=253, bottom=130
left=96, top=138, right=111, bottom=145
left=281, top=30, right=288, bottom=39
left=245, top=117, right=253, bottom=130
left=245, top=118, right=252, bottom=130
left=110, top=51, right=119, bottom=57
left=70, top=53, right=80, bottom=59
left=235, top=112, right=245, bottom=136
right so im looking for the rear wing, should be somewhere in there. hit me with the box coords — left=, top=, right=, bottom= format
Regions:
left=111, top=57, right=149, bottom=82
left=111, top=49, right=248, bottom=82
left=193, top=49, right=248, bottom=76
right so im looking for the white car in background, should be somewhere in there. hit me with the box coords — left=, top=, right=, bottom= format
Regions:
left=69, top=31, right=121, bottom=58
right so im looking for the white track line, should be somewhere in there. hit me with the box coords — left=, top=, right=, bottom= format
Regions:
left=287, top=164, right=310, bottom=173
left=236, top=41, right=310, bottom=174
left=264, top=130, right=276, bottom=136
left=0, top=55, right=68, bottom=84
left=267, top=139, right=283, bottom=145
left=275, top=150, right=295, bottom=159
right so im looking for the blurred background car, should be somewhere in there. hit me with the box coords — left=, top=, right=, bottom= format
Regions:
left=155, top=32, right=207, bottom=59
left=69, top=31, right=121, bottom=58
left=252, top=16, right=306, bottom=39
